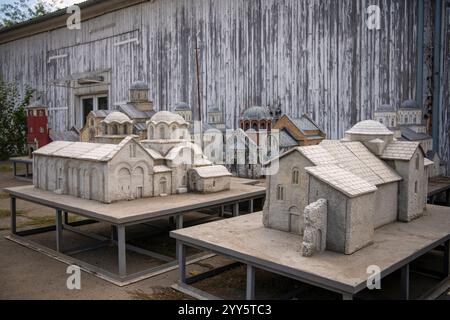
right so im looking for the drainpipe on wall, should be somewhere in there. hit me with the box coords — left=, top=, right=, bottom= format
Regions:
left=417, top=0, right=424, bottom=109
left=432, top=0, right=443, bottom=152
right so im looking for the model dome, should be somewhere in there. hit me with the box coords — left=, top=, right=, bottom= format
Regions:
left=149, top=111, right=187, bottom=125
left=242, top=106, right=272, bottom=121
left=346, top=120, right=393, bottom=135
left=174, top=102, right=191, bottom=111
left=103, top=111, right=132, bottom=124
left=130, top=81, right=149, bottom=90
left=400, top=99, right=419, bottom=109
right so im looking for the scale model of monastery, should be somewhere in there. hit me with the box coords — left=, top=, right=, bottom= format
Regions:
left=32, top=110, right=231, bottom=204
left=263, top=120, right=433, bottom=256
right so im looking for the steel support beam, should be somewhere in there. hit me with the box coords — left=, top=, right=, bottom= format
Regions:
left=117, top=225, right=126, bottom=277
left=177, top=241, right=186, bottom=284
left=233, top=202, right=239, bottom=217
left=10, top=197, right=16, bottom=234
left=401, top=264, right=410, bottom=300
left=444, top=240, right=450, bottom=276
left=246, top=264, right=256, bottom=300
left=56, top=209, right=63, bottom=253
left=249, top=198, right=254, bottom=213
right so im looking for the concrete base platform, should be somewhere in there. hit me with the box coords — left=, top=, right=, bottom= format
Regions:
left=171, top=205, right=450, bottom=300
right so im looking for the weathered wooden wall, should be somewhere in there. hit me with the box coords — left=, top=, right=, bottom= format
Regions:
left=0, top=0, right=447, bottom=172
left=440, top=3, right=450, bottom=174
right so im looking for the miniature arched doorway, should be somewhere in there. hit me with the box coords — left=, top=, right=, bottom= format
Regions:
left=289, top=206, right=302, bottom=234
left=118, top=168, right=131, bottom=198
left=90, top=168, right=102, bottom=201
left=159, top=177, right=167, bottom=195
left=133, top=167, right=145, bottom=198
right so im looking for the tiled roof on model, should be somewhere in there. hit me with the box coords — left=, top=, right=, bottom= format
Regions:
left=242, top=106, right=272, bottom=120
left=148, top=111, right=188, bottom=125
left=400, top=99, right=420, bottom=110
left=102, top=111, right=133, bottom=124
left=346, top=120, right=394, bottom=135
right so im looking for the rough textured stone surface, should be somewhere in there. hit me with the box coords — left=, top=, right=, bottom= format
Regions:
left=302, top=199, right=327, bottom=257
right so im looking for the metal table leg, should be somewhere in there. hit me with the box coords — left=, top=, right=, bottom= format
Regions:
left=13, top=161, right=17, bottom=178
left=177, top=240, right=186, bottom=284
left=401, top=264, right=410, bottom=300
left=56, top=209, right=63, bottom=252
left=249, top=198, right=254, bottom=213
left=175, top=215, right=184, bottom=259
left=246, top=264, right=256, bottom=300
left=117, top=225, right=126, bottom=277
left=10, top=197, right=16, bottom=234
left=444, top=240, right=450, bottom=276
left=342, top=293, right=353, bottom=300
left=233, top=202, right=239, bottom=217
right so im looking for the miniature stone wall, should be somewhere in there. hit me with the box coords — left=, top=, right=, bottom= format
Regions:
left=307, top=176, right=375, bottom=255
left=262, top=152, right=313, bottom=234
left=302, top=199, right=327, bottom=257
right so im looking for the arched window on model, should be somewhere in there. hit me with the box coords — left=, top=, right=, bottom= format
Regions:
left=159, top=126, right=165, bottom=139
left=292, top=168, right=300, bottom=185
left=415, top=154, right=420, bottom=170
left=276, top=185, right=285, bottom=201
left=149, top=126, right=154, bottom=139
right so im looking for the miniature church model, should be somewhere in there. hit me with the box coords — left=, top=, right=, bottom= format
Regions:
left=32, top=110, right=231, bottom=204
left=263, top=120, right=432, bottom=256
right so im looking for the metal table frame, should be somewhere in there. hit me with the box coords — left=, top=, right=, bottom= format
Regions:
left=10, top=157, right=33, bottom=181
left=172, top=228, right=450, bottom=300
left=7, top=193, right=265, bottom=287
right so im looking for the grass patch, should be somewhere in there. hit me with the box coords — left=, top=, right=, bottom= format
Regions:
left=0, top=209, right=26, bottom=218
left=17, top=215, right=55, bottom=228
left=0, top=164, right=12, bottom=173
left=0, top=192, right=10, bottom=199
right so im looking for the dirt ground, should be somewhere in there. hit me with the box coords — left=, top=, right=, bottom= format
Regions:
left=0, top=160, right=449, bottom=300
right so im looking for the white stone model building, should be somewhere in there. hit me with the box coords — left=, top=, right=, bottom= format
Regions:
left=263, top=120, right=432, bottom=256
left=33, top=111, right=231, bottom=203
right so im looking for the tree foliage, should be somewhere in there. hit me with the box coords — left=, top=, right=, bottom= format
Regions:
left=0, top=0, right=64, bottom=29
left=0, top=78, right=34, bottom=159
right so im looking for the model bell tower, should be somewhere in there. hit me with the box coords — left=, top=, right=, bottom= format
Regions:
left=26, top=100, right=51, bottom=155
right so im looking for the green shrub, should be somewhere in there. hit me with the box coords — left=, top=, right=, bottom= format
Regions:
left=0, top=78, right=34, bottom=160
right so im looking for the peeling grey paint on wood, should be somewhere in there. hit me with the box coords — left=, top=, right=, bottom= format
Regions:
left=0, top=0, right=447, bottom=172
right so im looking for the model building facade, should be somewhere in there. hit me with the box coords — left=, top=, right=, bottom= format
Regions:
left=33, top=111, right=231, bottom=203
left=263, top=120, right=430, bottom=255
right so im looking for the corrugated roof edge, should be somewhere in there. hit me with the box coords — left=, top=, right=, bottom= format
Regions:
left=0, top=0, right=146, bottom=44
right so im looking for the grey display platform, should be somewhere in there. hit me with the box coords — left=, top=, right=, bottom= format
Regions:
left=10, top=157, right=33, bottom=181
left=3, top=178, right=265, bottom=286
left=171, top=206, right=450, bottom=300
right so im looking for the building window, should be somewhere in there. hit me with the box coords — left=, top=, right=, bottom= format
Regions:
left=276, top=185, right=285, bottom=201
left=30, top=127, right=33, bottom=133
left=292, top=169, right=300, bottom=185
left=415, top=181, right=418, bottom=194
left=79, top=94, right=108, bottom=127
left=130, top=145, right=136, bottom=158
left=159, top=126, right=165, bottom=139
left=40, top=127, right=44, bottom=133
left=415, top=155, right=419, bottom=170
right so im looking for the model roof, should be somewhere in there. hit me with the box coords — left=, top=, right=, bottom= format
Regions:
left=33, top=137, right=144, bottom=162
left=288, top=114, right=321, bottom=132
left=266, top=141, right=402, bottom=186
left=102, top=111, right=133, bottom=124
left=320, top=140, right=401, bottom=185
left=242, top=106, right=272, bottom=121
left=375, top=105, right=396, bottom=113
left=400, top=127, right=432, bottom=141
left=119, top=104, right=154, bottom=119
left=191, top=165, right=232, bottom=178
left=279, top=130, right=298, bottom=148
left=380, top=141, right=422, bottom=161
left=149, top=111, right=187, bottom=125
left=400, top=99, right=420, bottom=110
left=305, top=165, right=377, bottom=198
left=346, top=120, right=394, bottom=136
left=130, top=81, right=149, bottom=90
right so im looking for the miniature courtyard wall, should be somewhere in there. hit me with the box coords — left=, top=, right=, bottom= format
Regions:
left=306, top=175, right=375, bottom=255
left=302, top=199, right=327, bottom=257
